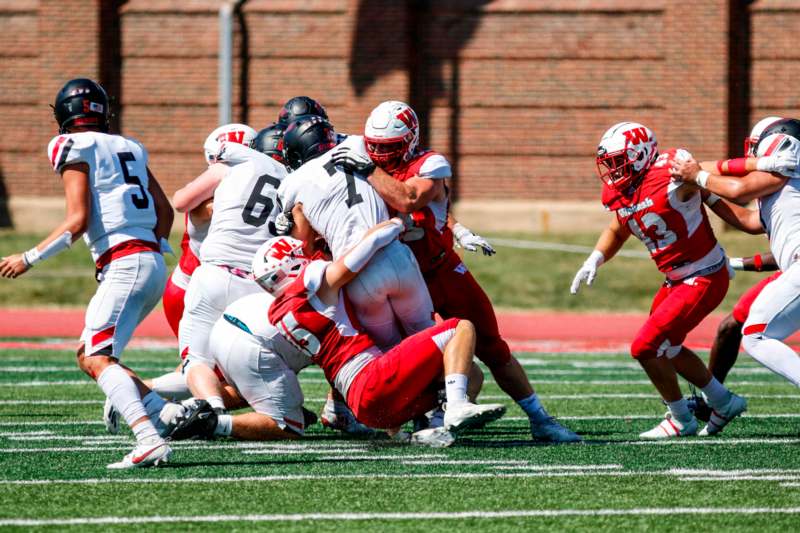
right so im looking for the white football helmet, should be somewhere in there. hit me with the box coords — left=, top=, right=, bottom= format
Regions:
left=252, top=236, right=310, bottom=297
left=364, top=100, right=420, bottom=171
left=596, top=121, right=658, bottom=191
left=203, top=123, right=257, bottom=164
left=745, top=116, right=782, bottom=157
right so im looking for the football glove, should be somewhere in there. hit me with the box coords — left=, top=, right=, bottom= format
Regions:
left=757, top=149, right=799, bottom=173
left=453, top=223, right=495, bottom=256
left=570, top=250, right=604, bottom=294
left=274, top=211, right=294, bottom=236
left=330, top=146, right=376, bottom=176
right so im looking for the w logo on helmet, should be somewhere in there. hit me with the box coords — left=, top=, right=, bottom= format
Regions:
left=269, top=239, right=295, bottom=260
left=396, top=108, right=417, bottom=130
left=623, top=127, right=649, bottom=145
left=218, top=131, right=245, bottom=144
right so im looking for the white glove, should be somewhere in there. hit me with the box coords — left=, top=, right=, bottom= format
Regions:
left=570, top=250, right=604, bottom=294
left=453, top=223, right=495, bottom=256
left=757, top=150, right=799, bottom=173
left=274, top=211, right=293, bottom=236
left=728, top=257, right=745, bottom=270
left=330, top=146, right=376, bottom=175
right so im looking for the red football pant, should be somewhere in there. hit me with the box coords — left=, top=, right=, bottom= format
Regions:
left=425, top=263, right=512, bottom=369
left=347, top=318, right=460, bottom=429
left=162, top=275, right=187, bottom=338
left=732, top=271, right=782, bottom=324
left=631, top=267, right=729, bottom=359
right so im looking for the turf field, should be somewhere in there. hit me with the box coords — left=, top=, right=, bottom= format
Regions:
left=1, top=346, right=798, bottom=530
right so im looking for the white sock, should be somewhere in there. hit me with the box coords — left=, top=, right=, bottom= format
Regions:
left=517, top=393, right=549, bottom=423
left=214, top=414, right=233, bottom=436
left=444, top=374, right=468, bottom=405
left=700, top=376, right=732, bottom=409
left=743, top=334, right=800, bottom=387
left=151, top=372, right=191, bottom=400
left=207, top=395, right=225, bottom=412
left=96, top=364, right=158, bottom=443
left=667, top=398, right=692, bottom=422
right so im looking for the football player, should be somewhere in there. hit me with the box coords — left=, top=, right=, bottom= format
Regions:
left=255, top=219, right=506, bottom=445
left=572, top=122, right=750, bottom=438
left=169, top=291, right=313, bottom=441
left=0, top=79, right=179, bottom=468
left=671, top=119, right=800, bottom=391
left=331, top=101, right=579, bottom=442
left=179, top=125, right=290, bottom=415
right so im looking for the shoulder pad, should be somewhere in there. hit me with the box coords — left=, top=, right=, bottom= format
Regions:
left=47, top=133, right=95, bottom=172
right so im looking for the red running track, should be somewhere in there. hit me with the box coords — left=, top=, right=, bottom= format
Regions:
left=4, top=307, right=798, bottom=352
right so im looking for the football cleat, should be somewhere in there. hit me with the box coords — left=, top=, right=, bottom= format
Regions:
left=168, top=400, right=218, bottom=440
left=302, top=406, right=318, bottom=428
left=640, top=413, right=698, bottom=439
left=103, top=397, right=119, bottom=435
left=156, top=402, right=187, bottom=437
left=687, top=394, right=711, bottom=423
left=530, top=418, right=582, bottom=443
left=443, top=402, right=506, bottom=433
left=411, top=427, right=456, bottom=448
left=699, top=393, right=747, bottom=436
left=107, top=439, right=171, bottom=470
left=320, top=400, right=375, bottom=436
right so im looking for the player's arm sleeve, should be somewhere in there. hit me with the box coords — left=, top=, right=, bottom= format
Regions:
left=303, top=260, right=330, bottom=295
left=47, top=134, right=92, bottom=173
left=417, top=154, right=452, bottom=180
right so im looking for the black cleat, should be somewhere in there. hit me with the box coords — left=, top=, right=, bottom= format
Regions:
left=687, top=394, right=711, bottom=423
left=302, top=406, right=318, bottom=427
left=169, top=400, right=218, bottom=440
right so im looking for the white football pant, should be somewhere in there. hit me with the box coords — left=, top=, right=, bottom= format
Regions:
left=742, top=260, right=800, bottom=387
left=82, top=252, right=166, bottom=357
left=179, top=264, right=262, bottom=369
left=345, top=239, right=435, bottom=351
left=210, top=319, right=306, bottom=434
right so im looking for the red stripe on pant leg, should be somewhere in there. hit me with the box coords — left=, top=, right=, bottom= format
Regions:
left=91, top=326, right=116, bottom=348
left=284, top=417, right=303, bottom=430
left=743, top=323, right=767, bottom=335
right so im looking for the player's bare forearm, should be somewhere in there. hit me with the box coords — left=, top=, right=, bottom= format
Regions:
left=148, top=170, right=174, bottom=240
left=593, top=218, right=630, bottom=263
left=368, top=168, right=435, bottom=213
left=172, top=164, right=225, bottom=212
left=709, top=197, right=763, bottom=235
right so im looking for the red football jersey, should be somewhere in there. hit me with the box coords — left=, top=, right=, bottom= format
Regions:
left=268, top=260, right=375, bottom=384
left=177, top=214, right=201, bottom=275
left=392, top=150, right=459, bottom=274
left=605, top=149, right=719, bottom=273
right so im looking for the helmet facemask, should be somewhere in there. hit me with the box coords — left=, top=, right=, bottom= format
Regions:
left=596, top=122, right=657, bottom=193
left=252, top=237, right=311, bottom=298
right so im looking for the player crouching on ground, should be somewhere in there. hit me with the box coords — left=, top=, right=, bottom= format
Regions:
left=0, top=79, right=182, bottom=468
left=168, top=291, right=315, bottom=441
left=571, top=122, right=748, bottom=439
left=256, top=218, right=506, bottom=446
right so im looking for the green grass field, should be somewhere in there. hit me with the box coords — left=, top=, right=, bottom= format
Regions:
left=0, top=229, right=774, bottom=312
left=0, top=346, right=798, bottom=530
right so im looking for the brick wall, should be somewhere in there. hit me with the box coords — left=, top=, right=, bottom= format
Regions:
left=0, top=0, right=795, bottom=214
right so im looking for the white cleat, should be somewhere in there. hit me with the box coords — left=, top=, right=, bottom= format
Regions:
left=320, top=400, right=375, bottom=436
left=103, top=397, right=119, bottom=435
left=639, top=413, right=698, bottom=439
left=531, top=418, right=582, bottom=443
left=107, top=439, right=172, bottom=470
left=411, top=427, right=456, bottom=448
left=443, top=402, right=506, bottom=433
left=699, top=393, right=747, bottom=436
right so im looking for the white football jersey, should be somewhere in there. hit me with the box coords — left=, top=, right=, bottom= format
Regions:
left=278, top=135, right=389, bottom=259
left=47, top=131, right=157, bottom=261
left=757, top=135, right=800, bottom=271
left=222, top=292, right=312, bottom=373
left=201, top=151, right=288, bottom=269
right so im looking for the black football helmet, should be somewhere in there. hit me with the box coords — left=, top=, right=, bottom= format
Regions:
left=278, top=96, right=328, bottom=125
left=758, top=118, right=800, bottom=146
left=252, top=122, right=287, bottom=166
left=282, top=116, right=337, bottom=170
left=53, top=78, right=110, bottom=134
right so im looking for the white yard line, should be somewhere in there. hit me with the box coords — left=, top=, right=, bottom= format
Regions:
left=492, top=464, right=622, bottom=471
left=1, top=507, right=799, bottom=527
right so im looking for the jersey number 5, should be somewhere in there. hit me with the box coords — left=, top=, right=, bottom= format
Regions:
left=116, top=152, right=149, bottom=210
left=627, top=212, right=677, bottom=253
